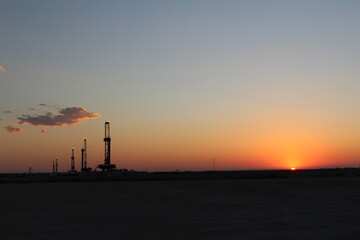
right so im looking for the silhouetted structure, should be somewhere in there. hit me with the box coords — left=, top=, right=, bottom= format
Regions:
left=81, top=149, right=85, bottom=171
left=55, top=159, right=58, bottom=173
left=97, top=121, right=116, bottom=171
left=81, top=139, right=86, bottom=171
left=81, top=139, right=91, bottom=172
left=70, top=148, right=75, bottom=172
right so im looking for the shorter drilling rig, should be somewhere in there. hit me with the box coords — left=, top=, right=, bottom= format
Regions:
left=70, top=148, right=75, bottom=172
left=81, top=139, right=92, bottom=172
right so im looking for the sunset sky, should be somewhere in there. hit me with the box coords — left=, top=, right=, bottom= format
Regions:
left=1, top=0, right=360, bottom=172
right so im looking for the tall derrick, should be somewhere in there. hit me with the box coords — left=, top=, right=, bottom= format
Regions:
left=97, top=121, right=116, bottom=171
left=104, top=122, right=111, bottom=166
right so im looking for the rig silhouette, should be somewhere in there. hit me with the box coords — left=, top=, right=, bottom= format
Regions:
left=81, top=139, right=91, bottom=172
left=97, top=121, right=116, bottom=171
left=63, top=121, right=117, bottom=173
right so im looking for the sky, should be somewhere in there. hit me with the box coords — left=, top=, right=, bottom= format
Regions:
left=1, top=0, right=360, bottom=173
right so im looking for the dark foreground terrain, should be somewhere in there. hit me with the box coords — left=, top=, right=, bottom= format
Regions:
left=1, top=177, right=360, bottom=240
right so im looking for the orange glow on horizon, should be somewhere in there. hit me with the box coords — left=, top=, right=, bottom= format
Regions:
left=3, top=114, right=360, bottom=172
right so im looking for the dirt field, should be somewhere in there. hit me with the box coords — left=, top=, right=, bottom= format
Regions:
left=1, top=178, right=359, bottom=240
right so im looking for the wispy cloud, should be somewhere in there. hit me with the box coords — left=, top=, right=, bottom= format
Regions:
left=4, top=125, right=23, bottom=134
left=18, top=107, right=101, bottom=127
left=0, top=66, right=6, bottom=73
left=38, top=103, right=59, bottom=108
left=27, top=108, right=38, bottom=111
left=2, top=110, right=12, bottom=114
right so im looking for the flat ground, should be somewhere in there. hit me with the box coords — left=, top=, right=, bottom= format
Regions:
left=0, top=178, right=359, bottom=240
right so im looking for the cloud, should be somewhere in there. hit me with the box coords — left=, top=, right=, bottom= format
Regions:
left=18, top=107, right=101, bottom=127
left=2, top=110, right=12, bottom=114
left=38, top=103, right=58, bottom=108
left=0, top=66, right=6, bottom=73
left=4, top=125, right=23, bottom=134
left=28, top=108, right=38, bottom=111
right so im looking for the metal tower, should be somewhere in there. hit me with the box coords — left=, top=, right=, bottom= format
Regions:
left=84, top=139, right=87, bottom=169
left=71, top=148, right=75, bottom=172
left=81, top=148, right=84, bottom=171
left=98, top=121, right=116, bottom=171
left=55, top=159, right=58, bottom=173
left=81, top=139, right=87, bottom=171
left=104, top=122, right=111, bottom=166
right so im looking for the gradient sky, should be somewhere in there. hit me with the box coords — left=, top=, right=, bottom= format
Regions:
left=1, top=0, right=360, bottom=172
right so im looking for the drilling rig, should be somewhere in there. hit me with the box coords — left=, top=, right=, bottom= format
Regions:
left=97, top=121, right=116, bottom=171
left=81, top=138, right=92, bottom=172
left=70, top=148, right=75, bottom=172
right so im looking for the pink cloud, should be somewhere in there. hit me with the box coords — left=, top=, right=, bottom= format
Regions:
left=18, top=107, right=101, bottom=127
left=4, top=125, right=23, bottom=134
left=0, top=66, right=6, bottom=73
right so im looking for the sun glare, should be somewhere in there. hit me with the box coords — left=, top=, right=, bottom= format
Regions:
left=291, top=167, right=296, bottom=171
